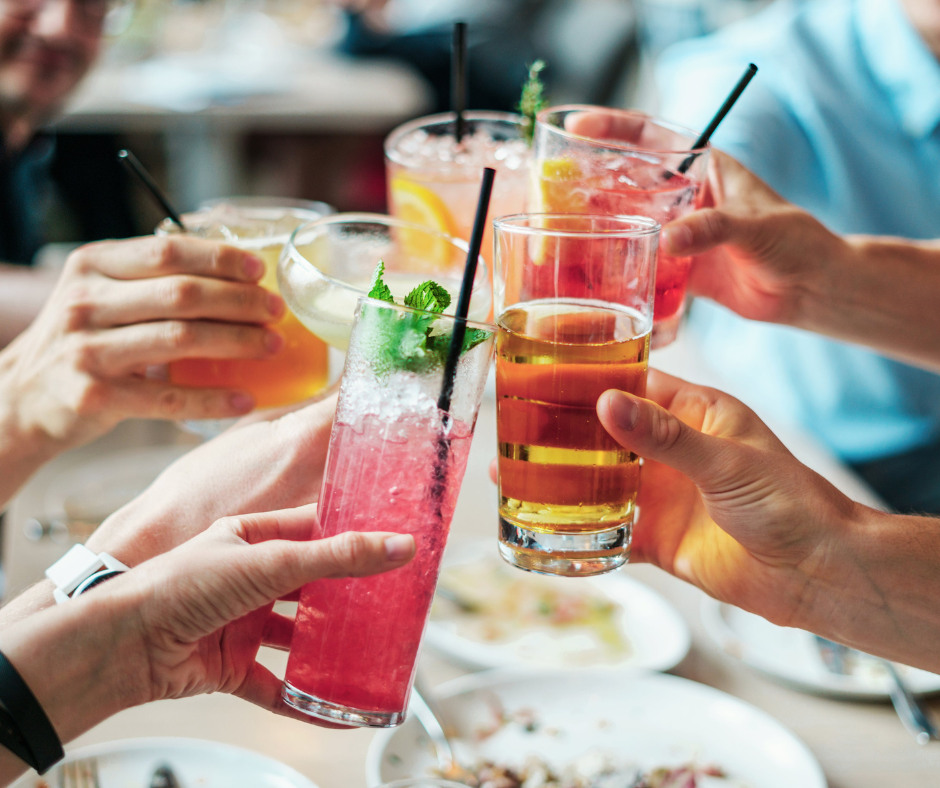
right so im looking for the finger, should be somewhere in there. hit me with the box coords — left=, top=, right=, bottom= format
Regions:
left=661, top=209, right=759, bottom=257
left=103, top=379, right=257, bottom=420
left=235, top=662, right=354, bottom=729
left=261, top=610, right=294, bottom=650
left=564, top=110, right=647, bottom=144
left=70, top=236, right=266, bottom=282
left=215, top=503, right=323, bottom=545
left=86, top=277, right=284, bottom=329
left=83, top=320, right=283, bottom=372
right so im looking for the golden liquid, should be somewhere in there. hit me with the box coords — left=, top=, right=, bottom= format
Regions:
left=496, top=300, right=650, bottom=533
left=169, top=244, right=329, bottom=408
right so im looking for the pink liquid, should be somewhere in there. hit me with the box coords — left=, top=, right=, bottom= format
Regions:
left=537, top=156, right=701, bottom=321
left=284, top=412, right=473, bottom=716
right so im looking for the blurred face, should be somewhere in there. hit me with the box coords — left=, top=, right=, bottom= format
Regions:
left=0, top=0, right=102, bottom=130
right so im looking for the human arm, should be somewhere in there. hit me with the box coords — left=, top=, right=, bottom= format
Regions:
left=596, top=371, right=940, bottom=672
left=0, top=504, right=415, bottom=784
left=0, top=264, right=58, bottom=348
left=0, top=235, right=285, bottom=508
left=661, top=151, right=940, bottom=372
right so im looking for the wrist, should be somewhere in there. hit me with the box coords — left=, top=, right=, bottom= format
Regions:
left=789, top=229, right=859, bottom=333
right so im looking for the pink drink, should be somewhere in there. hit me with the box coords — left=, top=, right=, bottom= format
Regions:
left=284, top=413, right=472, bottom=720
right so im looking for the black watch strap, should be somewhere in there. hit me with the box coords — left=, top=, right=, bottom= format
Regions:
left=0, top=650, right=63, bottom=773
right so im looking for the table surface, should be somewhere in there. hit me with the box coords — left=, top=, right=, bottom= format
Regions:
left=6, top=336, right=940, bottom=788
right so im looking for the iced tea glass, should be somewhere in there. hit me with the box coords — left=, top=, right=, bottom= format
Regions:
left=385, top=111, right=530, bottom=276
left=282, top=297, right=494, bottom=727
left=494, top=214, right=659, bottom=577
left=278, top=213, right=491, bottom=350
left=532, top=106, right=708, bottom=348
left=158, top=198, right=333, bottom=435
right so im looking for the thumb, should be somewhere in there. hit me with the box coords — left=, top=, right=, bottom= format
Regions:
left=662, top=208, right=763, bottom=258
left=597, top=389, right=729, bottom=488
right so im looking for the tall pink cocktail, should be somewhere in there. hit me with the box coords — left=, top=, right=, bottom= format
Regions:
left=282, top=296, right=494, bottom=727
left=531, top=106, right=709, bottom=348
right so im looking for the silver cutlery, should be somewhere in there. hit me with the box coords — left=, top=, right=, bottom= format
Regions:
left=410, top=672, right=471, bottom=781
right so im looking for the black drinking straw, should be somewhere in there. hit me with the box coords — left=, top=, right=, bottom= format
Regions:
left=675, top=63, right=758, bottom=175
left=452, top=22, right=468, bottom=143
left=437, top=166, right=495, bottom=414
left=117, top=149, right=186, bottom=230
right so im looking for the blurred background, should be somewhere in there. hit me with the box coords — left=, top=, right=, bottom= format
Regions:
left=38, top=0, right=769, bottom=264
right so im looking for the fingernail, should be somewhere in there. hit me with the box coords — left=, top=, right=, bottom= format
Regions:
left=230, top=392, right=254, bottom=413
left=267, top=291, right=286, bottom=318
left=264, top=330, right=284, bottom=354
left=243, top=255, right=265, bottom=279
left=384, top=534, right=414, bottom=561
left=608, top=390, right=639, bottom=430
left=663, top=224, right=693, bottom=253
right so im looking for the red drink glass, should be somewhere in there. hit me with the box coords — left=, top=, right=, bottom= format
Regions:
left=531, top=106, right=708, bottom=348
left=282, top=296, right=494, bottom=727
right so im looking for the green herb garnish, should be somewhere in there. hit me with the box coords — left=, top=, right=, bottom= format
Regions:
left=363, top=261, right=491, bottom=374
left=518, top=59, right=547, bottom=146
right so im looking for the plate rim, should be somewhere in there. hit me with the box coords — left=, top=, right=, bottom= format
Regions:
left=365, top=666, right=827, bottom=787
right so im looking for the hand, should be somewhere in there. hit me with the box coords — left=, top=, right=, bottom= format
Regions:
left=0, top=235, right=285, bottom=456
left=660, top=150, right=849, bottom=324
left=0, top=504, right=416, bottom=760
left=595, top=370, right=861, bottom=631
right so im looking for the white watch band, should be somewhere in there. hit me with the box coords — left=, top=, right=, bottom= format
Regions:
left=45, top=544, right=128, bottom=604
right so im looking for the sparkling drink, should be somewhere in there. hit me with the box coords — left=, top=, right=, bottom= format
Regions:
left=282, top=297, right=494, bottom=727
left=385, top=112, right=530, bottom=278
left=159, top=199, right=333, bottom=414
left=532, top=107, right=708, bottom=347
left=494, top=215, right=658, bottom=576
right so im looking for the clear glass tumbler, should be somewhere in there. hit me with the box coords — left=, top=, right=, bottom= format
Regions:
left=532, top=106, right=708, bottom=348
left=493, top=214, right=659, bottom=577
left=282, top=296, right=495, bottom=727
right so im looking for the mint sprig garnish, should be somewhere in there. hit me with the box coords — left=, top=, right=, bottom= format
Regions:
left=518, top=59, right=547, bottom=146
left=363, top=261, right=491, bottom=374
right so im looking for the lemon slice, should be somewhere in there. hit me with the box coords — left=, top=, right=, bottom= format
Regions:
left=389, top=176, right=458, bottom=270
left=528, top=158, right=588, bottom=265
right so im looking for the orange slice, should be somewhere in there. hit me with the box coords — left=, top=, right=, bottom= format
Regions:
left=389, top=176, right=458, bottom=270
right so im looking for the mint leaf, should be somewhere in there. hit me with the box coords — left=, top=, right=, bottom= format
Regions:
left=461, top=327, right=491, bottom=353
left=368, top=260, right=395, bottom=304
left=404, top=280, right=451, bottom=314
left=518, top=59, right=547, bottom=146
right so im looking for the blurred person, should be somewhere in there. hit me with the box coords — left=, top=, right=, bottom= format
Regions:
left=0, top=0, right=124, bottom=345
left=0, top=503, right=415, bottom=781
left=0, top=234, right=287, bottom=509
left=654, top=0, right=940, bottom=513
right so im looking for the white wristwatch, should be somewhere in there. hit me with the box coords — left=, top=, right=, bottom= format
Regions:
left=45, top=545, right=129, bottom=604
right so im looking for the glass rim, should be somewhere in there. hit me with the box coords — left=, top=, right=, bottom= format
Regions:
left=493, top=212, right=661, bottom=239
left=284, top=211, right=490, bottom=302
left=198, top=195, right=335, bottom=215
left=156, top=197, right=333, bottom=239
left=385, top=110, right=526, bottom=165
left=536, top=104, right=708, bottom=155
left=355, top=294, right=494, bottom=331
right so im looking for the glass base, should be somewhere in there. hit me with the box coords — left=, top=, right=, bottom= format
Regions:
left=281, top=681, right=405, bottom=728
left=650, top=311, right=682, bottom=349
left=498, top=517, right=630, bottom=576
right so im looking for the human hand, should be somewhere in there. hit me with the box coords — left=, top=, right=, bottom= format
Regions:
left=0, top=504, right=415, bottom=752
left=0, top=235, right=284, bottom=456
left=595, top=370, right=861, bottom=632
left=660, top=150, right=850, bottom=324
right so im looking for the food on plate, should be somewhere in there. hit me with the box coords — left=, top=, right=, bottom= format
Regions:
left=430, top=557, right=631, bottom=665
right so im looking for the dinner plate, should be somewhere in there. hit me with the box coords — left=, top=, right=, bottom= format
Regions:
left=425, top=540, right=690, bottom=672
left=701, top=598, right=940, bottom=700
left=367, top=668, right=827, bottom=787
left=11, top=737, right=318, bottom=788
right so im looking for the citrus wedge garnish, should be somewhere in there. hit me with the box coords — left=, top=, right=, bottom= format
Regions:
left=389, top=176, right=458, bottom=270
left=528, top=157, right=588, bottom=265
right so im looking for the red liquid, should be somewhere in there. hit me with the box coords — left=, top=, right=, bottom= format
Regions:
left=285, top=413, right=473, bottom=716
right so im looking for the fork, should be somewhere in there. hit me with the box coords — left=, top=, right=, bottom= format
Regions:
left=58, top=757, right=100, bottom=788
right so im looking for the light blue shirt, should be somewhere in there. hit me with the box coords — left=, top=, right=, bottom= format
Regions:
left=656, top=0, right=940, bottom=462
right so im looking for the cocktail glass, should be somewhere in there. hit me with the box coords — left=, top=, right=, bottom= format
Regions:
left=157, top=197, right=333, bottom=436
left=385, top=111, right=530, bottom=276
left=531, top=106, right=708, bottom=348
left=282, top=296, right=495, bottom=727
left=277, top=213, right=491, bottom=350
left=493, top=214, right=659, bottom=577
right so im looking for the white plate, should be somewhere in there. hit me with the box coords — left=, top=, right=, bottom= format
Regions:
left=701, top=598, right=940, bottom=700
left=425, top=540, right=690, bottom=672
left=367, top=668, right=826, bottom=787
left=12, top=737, right=318, bottom=788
